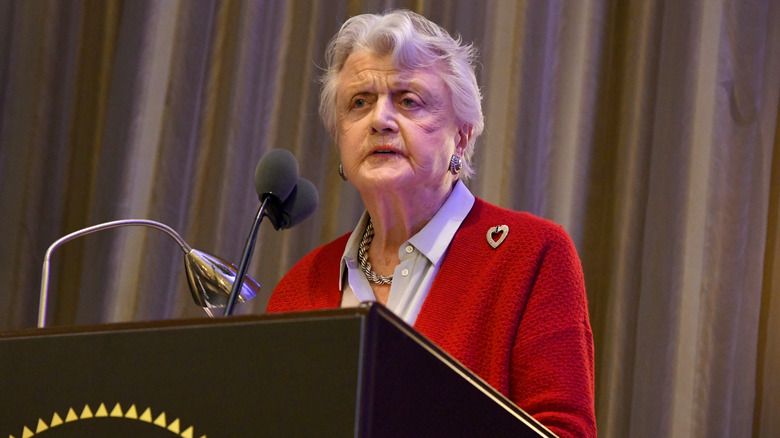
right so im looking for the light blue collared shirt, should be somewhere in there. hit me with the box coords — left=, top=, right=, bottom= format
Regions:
left=339, top=180, right=476, bottom=326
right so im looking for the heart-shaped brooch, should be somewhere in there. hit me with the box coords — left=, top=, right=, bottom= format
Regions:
left=487, top=225, right=509, bottom=249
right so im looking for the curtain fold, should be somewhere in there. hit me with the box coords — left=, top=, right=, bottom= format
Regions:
left=1, top=0, right=778, bottom=436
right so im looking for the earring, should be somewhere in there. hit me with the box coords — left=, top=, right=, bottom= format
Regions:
left=338, top=162, right=347, bottom=181
left=448, top=155, right=462, bottom=175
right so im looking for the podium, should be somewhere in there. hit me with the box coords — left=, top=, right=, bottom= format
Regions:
left=0, top=303, right=554, bottom=437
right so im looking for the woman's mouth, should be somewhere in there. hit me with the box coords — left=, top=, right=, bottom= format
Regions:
left=370, top=146, right=402, bottom=155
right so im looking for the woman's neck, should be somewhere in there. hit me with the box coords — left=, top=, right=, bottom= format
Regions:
left=360, top=182, right=454, bottom=256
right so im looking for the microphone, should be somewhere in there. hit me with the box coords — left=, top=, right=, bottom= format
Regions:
left=279, top=178, right=319, bottom=228
left=266, top=178, right=319, bottom=230
left=223, top=149, right=316, bottom=316
left=254, top=148, right=299, bottom=204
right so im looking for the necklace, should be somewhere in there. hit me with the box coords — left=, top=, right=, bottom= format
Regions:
left=358, top=218, right=393, bottom=285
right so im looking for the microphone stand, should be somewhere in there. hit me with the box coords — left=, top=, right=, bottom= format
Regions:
left=223, top=197, right=272, bottom=316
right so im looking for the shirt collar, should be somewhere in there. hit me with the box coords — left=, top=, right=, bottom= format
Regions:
left=339, top=180, right=475, bottom=291
left=409, top=180, right=475, bottom=264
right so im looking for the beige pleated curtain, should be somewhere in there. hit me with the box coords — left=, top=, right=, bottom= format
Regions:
left=0, top=0, right=778, bottom=437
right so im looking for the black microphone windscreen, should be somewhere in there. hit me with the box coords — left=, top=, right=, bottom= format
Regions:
left=254, top=149, right=299, bottom=202
left=279, top=178, right=319, bottom=229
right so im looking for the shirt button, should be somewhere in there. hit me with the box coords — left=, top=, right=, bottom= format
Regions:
left=405, top=245, right=413, bottom=253
left=401, top=269, right=409, bottom=276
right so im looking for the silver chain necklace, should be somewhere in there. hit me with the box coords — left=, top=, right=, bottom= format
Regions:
left=358, top=218, right=393, bottom=285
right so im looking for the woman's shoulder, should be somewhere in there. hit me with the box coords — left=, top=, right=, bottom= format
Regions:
left=467, top=198, right=573, bottom=245
left=289, top=232, right=351, bottom=270
left=267, top=232, right=351, bottom=312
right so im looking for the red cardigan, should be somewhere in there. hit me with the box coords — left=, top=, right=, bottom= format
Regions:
left=267, top=198, right=596, bottom=437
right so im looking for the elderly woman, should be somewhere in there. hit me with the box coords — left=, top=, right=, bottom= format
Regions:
left=267, top=10, right=596, bottom=437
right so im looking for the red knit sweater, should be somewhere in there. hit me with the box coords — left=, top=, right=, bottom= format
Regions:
left=267, top=198, right=596, bottom=437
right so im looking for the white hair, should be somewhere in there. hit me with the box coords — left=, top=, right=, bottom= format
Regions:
left=320, top=10, right=484, bottom=179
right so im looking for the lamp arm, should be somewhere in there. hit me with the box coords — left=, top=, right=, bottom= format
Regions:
left=38, top=219, right=192, bottom=328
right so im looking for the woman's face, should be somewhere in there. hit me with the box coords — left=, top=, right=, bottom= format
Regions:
left=335, top=50, right=466, bottom=198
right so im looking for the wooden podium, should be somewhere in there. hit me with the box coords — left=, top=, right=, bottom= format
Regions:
left=0, top=304, right=554, bottom=437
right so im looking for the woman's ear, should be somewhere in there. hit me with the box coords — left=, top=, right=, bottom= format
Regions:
left=456, top=124, right=473, bottom=155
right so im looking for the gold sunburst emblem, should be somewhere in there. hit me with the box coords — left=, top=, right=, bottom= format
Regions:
left=8, top=403, right=205, bottom=437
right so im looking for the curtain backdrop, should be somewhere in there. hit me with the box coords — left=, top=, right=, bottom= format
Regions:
left=1, top=0, right=778, bottom=436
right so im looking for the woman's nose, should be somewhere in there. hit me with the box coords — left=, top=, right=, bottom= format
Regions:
left=370, top=97, right=399, bottom=134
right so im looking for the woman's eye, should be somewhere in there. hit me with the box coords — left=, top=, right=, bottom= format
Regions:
left=353, top=98, right=367, bottom=109
left=401, top=97, right=417, bottom=107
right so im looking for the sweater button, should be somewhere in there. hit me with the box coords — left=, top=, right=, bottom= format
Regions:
left=405, top=245, right=413, bottom=253
left=401, top=269, right=409, bottom=276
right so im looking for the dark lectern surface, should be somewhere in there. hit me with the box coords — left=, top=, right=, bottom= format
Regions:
left=0, top=304, right=553, bottom=437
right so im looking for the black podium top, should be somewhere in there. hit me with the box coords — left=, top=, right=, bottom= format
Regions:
left=0, top=304, right=554, bottom=437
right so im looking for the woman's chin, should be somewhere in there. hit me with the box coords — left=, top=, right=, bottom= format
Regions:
left=354, top=168, right=415, bottom=191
